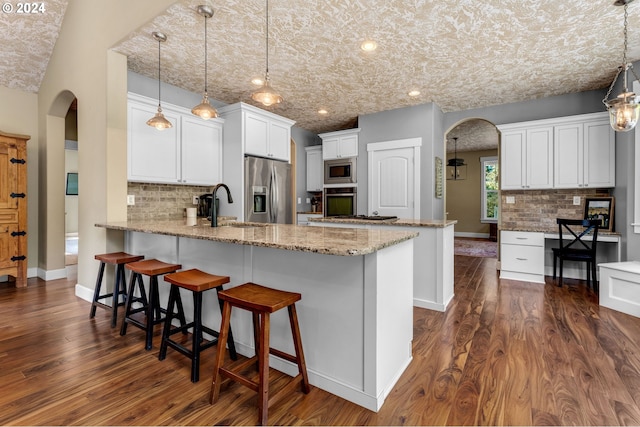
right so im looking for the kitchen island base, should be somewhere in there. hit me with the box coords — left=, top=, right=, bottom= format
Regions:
left=82, top=227, right=414, bottom=412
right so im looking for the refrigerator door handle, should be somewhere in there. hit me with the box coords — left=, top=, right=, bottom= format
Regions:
left=272, top=167, right=279, bottom=222
left=269, top=168, right=276, bottom=223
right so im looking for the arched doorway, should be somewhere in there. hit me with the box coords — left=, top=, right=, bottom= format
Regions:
left=444, top=118, right=499, bottom=258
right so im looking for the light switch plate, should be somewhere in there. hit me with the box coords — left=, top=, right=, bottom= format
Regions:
left=297, top=197, right=301, bottom=204
left=306, top=198, right=311, bottom=203
left=506, top=196, right=515, bottom=204
left=127, top=195, right=135, bottom=206
left=192, top=196, right=199, bottom=205
left=573, top=196, right=581, bottom=205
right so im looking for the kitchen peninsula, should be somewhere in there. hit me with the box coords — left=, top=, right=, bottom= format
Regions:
left=94, top=219, right=417, bottom=411
left=310, top=217, right=456, bottom=312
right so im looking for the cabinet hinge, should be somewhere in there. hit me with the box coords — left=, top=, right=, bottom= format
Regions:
left=10, top=158, right=26, bottom=164
left=10, top=193, right=25, bottom=198
left=11, top=231, right=26, bottom=237
left=11, top=255, right=26, bottom=261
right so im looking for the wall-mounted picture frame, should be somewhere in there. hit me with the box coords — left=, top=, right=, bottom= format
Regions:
left=584, top=197, right=614, bottom=232
left=66, top=172, right=78, bottom=196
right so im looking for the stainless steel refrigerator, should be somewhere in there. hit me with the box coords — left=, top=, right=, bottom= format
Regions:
left=244, top=156, right=292, bottom=224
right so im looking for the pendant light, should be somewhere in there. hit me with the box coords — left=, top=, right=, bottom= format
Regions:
left=146, top=32, right=173, bottom=130
left=447, top=137, right=467, bottom=180
left=603, top=0, right=640, bottom=132
left=251, top=0, right=283, bottom=106
left=191, top=5, right=218, bottom=120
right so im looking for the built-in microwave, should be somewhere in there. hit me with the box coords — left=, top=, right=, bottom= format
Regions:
left=324, top=158, right=356, bottom=185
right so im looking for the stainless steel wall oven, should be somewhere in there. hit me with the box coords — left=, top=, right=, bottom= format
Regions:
left=324, top=187, right=357, bottom=217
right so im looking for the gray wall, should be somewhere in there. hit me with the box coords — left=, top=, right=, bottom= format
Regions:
left=358, top=103, right=440, bottom=218
left=292, top=128, right=321, bottom=213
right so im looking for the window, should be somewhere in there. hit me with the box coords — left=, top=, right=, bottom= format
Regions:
left=481, top=156, right=498, bottom=223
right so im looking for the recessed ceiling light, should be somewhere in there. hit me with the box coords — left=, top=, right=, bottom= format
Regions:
left=251, top=77, right=264, bottom=86
left=408, top=90, right=421, bottom=97
left=318, top=109, right=328, bottom=115
left=360, top=40, right=377, bottom=52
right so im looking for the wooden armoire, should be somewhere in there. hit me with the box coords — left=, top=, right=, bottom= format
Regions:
left=0, top=131, right=28, bottom=287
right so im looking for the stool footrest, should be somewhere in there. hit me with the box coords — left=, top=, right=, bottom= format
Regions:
left=269, top=348, right=297, bottom=365
left=220, top=367, right=259, bottom=392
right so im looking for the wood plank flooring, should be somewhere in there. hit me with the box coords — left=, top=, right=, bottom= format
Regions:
left=1, top=255, right=640, bottom=425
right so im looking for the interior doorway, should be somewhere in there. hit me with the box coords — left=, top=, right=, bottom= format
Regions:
left=445, top=119, right=499, bottom=258
left=64, top=99, right=78, bottom=270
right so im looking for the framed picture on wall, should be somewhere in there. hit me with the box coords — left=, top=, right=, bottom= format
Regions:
left=66, top=172, right=78, bottom=195
left=584, top=197, right=614, bottom=232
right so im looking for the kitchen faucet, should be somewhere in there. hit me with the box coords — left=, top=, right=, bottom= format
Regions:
left=210, top=183, right=233, bottom=227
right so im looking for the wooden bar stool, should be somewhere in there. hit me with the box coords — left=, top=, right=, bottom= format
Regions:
left=120, top=259, right=185, bottom=350
left=209, top=282, right=310, bottom=426
left=90, top=252, right=144, bottom=328
left=159, top=269, right=238, bottom=383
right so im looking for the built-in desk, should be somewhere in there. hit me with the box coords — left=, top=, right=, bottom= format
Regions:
left=500, top=228, right=621, bottom=283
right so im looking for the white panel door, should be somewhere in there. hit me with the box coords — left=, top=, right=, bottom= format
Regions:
left=526, top=126, right=553, bottom=189
left=244, top=112, right=269, bottom=157
left=268, top=120, right=290, bottom=161
left=180, top=116, right=223, bottom=185
left=369, top=146, right=418, bottom=218
left=584, top=120, right=615, bottom=188
left=554, top=123, right=583, bottom=188
left=500, top=131, right=526, bottom=190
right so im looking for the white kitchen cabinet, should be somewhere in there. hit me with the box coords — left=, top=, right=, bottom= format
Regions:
left=554, top=115, right=615, bottom=189
left=499, top=230, right=545, bottom=283
left=500, top=126, right=553, bottom=190
left=320, top=128, right=360, bottom=160
left=305, top=145, right=323, bottom=191
left=231, top=104, right=294, bottom=162
left=499, top=112, right=614, bottom=191
left=127, top=93, right=224, bottom=185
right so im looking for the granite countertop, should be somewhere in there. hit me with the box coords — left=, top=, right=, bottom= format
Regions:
left=96, top=218, right=417, bottom=256
left=297, top=211, right=323, bottom=215
left=309, top=217, right=457, bottom=228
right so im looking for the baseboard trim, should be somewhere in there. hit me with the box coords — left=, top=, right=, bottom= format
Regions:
left=37, top=267, right=67, bottom=281
left=75, top=284, right=93, bottom=303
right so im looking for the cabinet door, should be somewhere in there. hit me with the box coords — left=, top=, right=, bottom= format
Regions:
left=269, top=120, right=290, bottom=161
left=181, top=116, right=223, bottom=185
left=128, top=100, right=181, bottom=183
left=500, top=131, right=526, bottom=189
left=244, top=112, right=269, bottom=157
left=339, top=134, right=358, bottom=158
left=306, top=147, right=323, bottom=191
left=526, top=126, right=553, bottom=189
left=0, top=140, right=18, bottom=209
left=322, top=137, right=339, bottom=160
left=0, top=223, right=19, bottom=270
left=584, top=120, right=615, bottom=188
left=554, top=123, right=583, bottom=188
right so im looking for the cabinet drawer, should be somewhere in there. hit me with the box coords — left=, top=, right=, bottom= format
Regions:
left=500, top=230, right=544, bottom=246
left=501, top=243, right=544, bottom=275
left=0, top=210, right=19, bottom=223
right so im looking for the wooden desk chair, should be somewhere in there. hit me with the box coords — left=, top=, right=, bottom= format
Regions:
left=552, top=218, right=600, bottom=291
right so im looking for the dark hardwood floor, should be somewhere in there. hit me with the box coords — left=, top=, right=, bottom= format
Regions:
left=1, top=256, right=640, bottom=425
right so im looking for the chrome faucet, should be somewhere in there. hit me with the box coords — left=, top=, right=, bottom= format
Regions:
left=210, top=183, right=233, bottom=227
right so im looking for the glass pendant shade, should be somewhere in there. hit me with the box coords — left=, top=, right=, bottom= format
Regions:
left=146, top=107, right=173, bottom=130
left=192, top=5, right=218, bottom=120
left=251, top=77, right=283, bottom=106
left=191, top=92, right=218, bottom=119
left=147, top=31, right=172, bottom=131
left=606, top=91, right=640, bottom=131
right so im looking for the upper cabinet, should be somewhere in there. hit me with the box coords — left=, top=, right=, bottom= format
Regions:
left=554, top=116, right=615, bottom=189
left=500, top=126, right=553, bottom=190
left=320, top=128, right=360, bottom=160
left=305, top=146, right=323, bottom=192
left=220, top=102, right=295, bottom=162
left=127, top=93, right=224, bottom=185
left=498, top=112, right=614, bottom=190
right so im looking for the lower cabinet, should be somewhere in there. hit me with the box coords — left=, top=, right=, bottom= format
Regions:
left=499, top=230, right=545, bottom=283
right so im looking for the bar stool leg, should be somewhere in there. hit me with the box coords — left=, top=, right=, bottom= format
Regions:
left=145, top=276, right=160, bottom=351
left=191, top=291, right=203, bottom=383
left=210, top=301, right=232, bottom=404
left=159, top=285, right=178, bottom=361
left=215, top=288, right=238, bottom=360
left=120, top=272, right=137, bottom=336
left=257, top=312, right=270, bottom=426
left=288, top=304, right=311, bottom=393
left=89, top=261, right=106, bottom=319
left=111, top=264, right=126, bottom=328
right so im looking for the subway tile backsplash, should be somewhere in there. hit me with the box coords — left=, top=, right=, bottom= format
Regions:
left=127, top=182, right=211, bottom=221
left=500, top=188, right=611, bottom=231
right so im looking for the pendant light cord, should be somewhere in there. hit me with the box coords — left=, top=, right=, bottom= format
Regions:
left=265, top=0, right=270, bottom=76
left=157, top=38, right=162, bottom=109
left=204, top=13, right=208, bottom=93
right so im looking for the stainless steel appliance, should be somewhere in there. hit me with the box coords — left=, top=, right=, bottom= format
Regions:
left=324, top=187, right=357, bottom=217
left=245, top=156, right=292, bottom=224
left=324, top=158, right=356, bottom=185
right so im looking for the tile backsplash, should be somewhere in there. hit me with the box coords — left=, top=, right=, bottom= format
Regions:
left=127, top=182, right=211, bottom=221
left=500, top=188, right=612, bottom=231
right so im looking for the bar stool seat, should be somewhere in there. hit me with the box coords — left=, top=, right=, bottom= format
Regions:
left=209, top=282, right=310, bottom=426
left=90, top=252, right=144, bottom=327
left=159, top=269, right=238, bottom=383
left=120, top=259, right=185, bottom=350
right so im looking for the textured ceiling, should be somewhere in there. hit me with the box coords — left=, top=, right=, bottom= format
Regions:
left=2, top=0, right=640, bottom=149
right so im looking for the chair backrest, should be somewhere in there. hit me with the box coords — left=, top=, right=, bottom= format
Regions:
left=556, top=218, right=600, bottom=254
